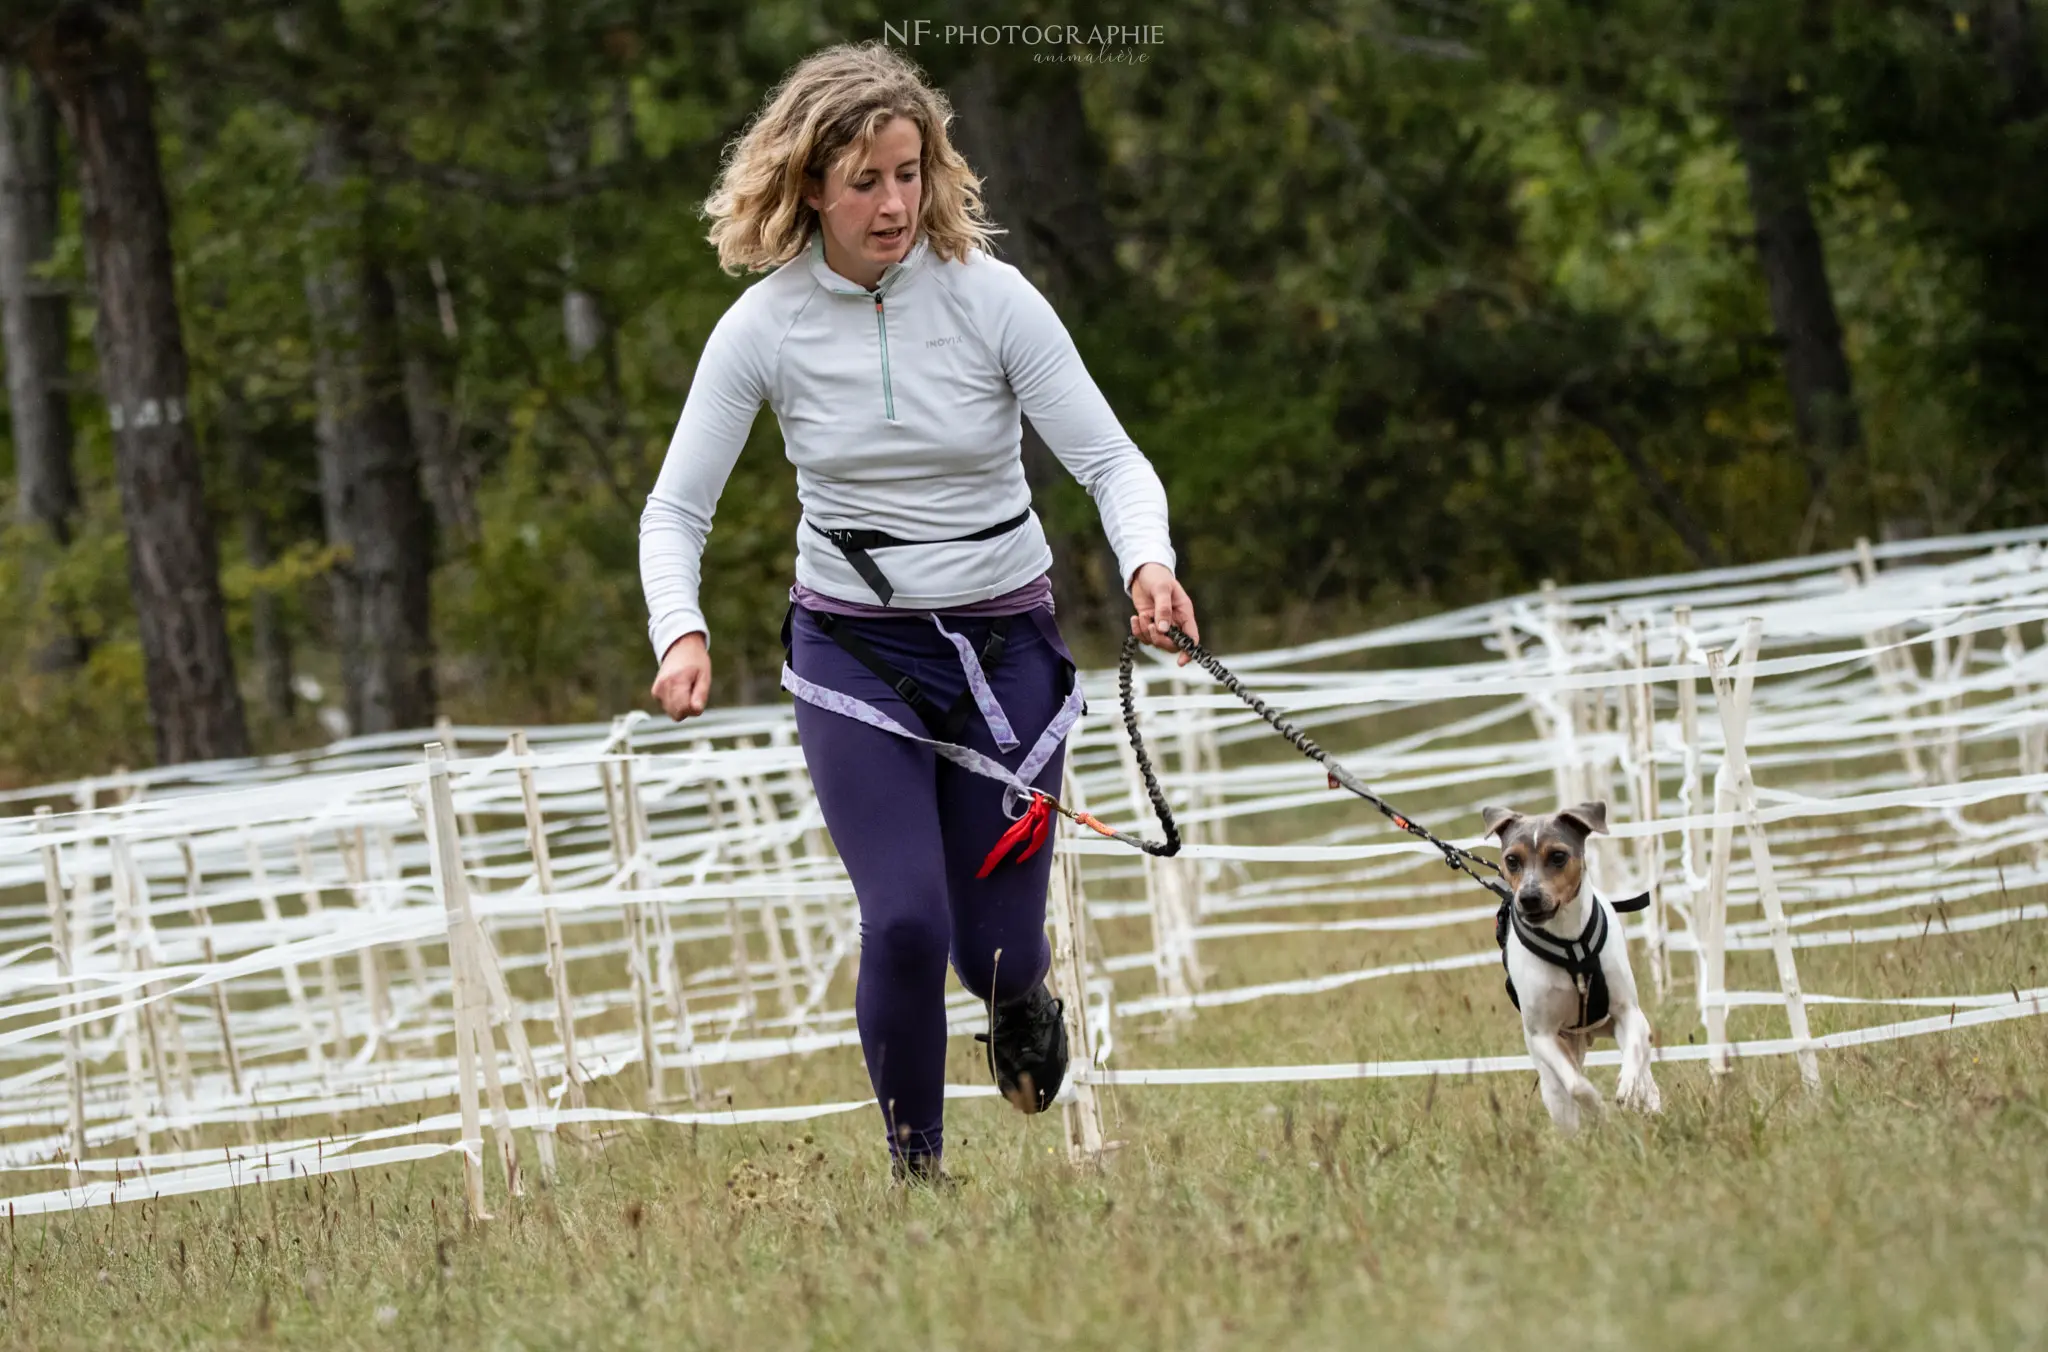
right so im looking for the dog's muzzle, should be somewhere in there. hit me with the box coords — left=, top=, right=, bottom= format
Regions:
left=1516, top=889, right=1554, bottom=921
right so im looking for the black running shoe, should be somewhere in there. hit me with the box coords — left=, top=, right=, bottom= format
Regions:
left=890, top=1153, right=960, bottom=1190
left=975, top=980, right=1069, bottom=1114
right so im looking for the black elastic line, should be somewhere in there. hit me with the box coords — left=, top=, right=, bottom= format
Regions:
left=1128, top=625, right=1507, bottom=901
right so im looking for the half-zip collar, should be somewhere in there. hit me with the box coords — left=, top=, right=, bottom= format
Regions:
left=807, top=229, right=929, bottom=298
left=808, top=230, right=922, bottom=423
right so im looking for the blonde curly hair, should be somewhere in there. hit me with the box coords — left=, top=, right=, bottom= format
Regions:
left=703, top=42, right=1001, bottom=274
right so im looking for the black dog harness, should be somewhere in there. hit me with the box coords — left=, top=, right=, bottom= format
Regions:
left=1497, top=891, right=1651, bottom=1032
left=807, top=509, right=1033, bottom=606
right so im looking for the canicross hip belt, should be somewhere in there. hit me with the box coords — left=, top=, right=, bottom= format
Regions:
left=806, top=509, right=1033, bottom=606
left=783, top=605, right=1017, bottom=745
left=779, top=602, right=1085, bottom=875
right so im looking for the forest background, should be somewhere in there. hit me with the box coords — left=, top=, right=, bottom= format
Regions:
left=0, top=0, right=2041, bottom=780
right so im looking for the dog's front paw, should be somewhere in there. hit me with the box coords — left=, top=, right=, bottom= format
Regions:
left=1571, top=1079, right=1606, bottom=1119
left=1617, top=1070, right=1662, bottom=1115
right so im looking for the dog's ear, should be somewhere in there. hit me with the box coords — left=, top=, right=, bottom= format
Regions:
left=1556, top=800, right=1610, bottom=836
left=1480, top=805, right=1522, bottom=840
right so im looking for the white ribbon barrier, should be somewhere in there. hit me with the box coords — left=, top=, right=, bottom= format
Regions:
left=1090, top=986, right=2048, bottom=1086
left=8, top=984, right=2038, bottom=1219
left=0, top=531, right=2043, bottom=1213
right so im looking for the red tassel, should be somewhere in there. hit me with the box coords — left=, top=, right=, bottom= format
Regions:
left=1019, top=800, right=1053, bottom=862
left=978, top=795, right=1053, bottom=878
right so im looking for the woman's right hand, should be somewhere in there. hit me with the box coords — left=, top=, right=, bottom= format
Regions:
left=652, top=632, right=713, bottom=721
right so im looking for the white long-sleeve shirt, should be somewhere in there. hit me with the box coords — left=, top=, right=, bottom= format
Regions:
left=638, top=231, right=1176, bottom=660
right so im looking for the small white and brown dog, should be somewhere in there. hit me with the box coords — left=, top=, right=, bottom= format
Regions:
left=1481, top=800, right=1661, bottom=1132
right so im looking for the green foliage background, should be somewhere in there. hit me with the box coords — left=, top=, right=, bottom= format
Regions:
left=1, top=0, right=2042, bottom=779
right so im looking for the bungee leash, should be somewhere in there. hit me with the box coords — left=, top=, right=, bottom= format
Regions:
left=994, top=622, right=1513, bottom=908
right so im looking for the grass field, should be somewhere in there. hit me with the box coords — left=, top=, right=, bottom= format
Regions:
left=4, top=846, right=2045, bottom=1352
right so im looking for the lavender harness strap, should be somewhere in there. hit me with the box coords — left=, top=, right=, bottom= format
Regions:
left=930, top=615, right=1020, bottom=751
left=781, top=614, right=1080, bottom=818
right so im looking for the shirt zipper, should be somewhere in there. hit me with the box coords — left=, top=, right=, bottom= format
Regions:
left=873, top=292, right=896, bottom=421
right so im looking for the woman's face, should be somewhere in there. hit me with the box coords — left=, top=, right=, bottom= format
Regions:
left=805, top=115, right=922, bottom=288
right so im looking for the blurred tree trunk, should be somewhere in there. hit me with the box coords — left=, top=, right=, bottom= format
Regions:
left=947, top=58, right=1138, bottom=631
left=240, top=492, right=296, bottom=725
left=217, top=386, right=296, bottom=724
left=305, top=118, right=435, bottom=736
left=548, top=114, right=606, bottom=363
left=0, top=61, right=86, bottom=672
left=1979, top=0, right=2047, bottom=484
left=393, top=261, right=479, bottom=552
left=1985, top=0, right=2044, bottom=119
left=1729, top=78, right=1862, bottom=540
left=1566, top=399, right=1726, bottom=568
left=28, top=4, right=250, bottom=764
left=548, top=107, right=633, bottom=496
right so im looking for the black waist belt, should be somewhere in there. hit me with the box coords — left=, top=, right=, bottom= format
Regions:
left=807, top=509, right=1032, bottom=605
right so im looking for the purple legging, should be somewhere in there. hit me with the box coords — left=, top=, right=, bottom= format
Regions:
left=786, top=604, right=1072, bottom=1163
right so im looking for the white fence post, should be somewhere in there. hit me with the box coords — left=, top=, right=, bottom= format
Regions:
left=1706, top=620, right=1821, bottom=1091
left=1047, top=772, right=1107, bottom=1164
left=511, top=731, right=588, bottom=1140
left=1627, top=620, right=1668, bottom=998
left=424, top=742, right=493, bottom=1222
left=35, top=808, right=90, bottom=1167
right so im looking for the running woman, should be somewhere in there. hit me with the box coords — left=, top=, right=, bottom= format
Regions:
left=640, top=41, right=1199, bottom=1183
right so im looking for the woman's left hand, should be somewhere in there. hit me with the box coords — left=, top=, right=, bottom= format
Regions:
left=1129, top=562, right=1200, bottom=666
